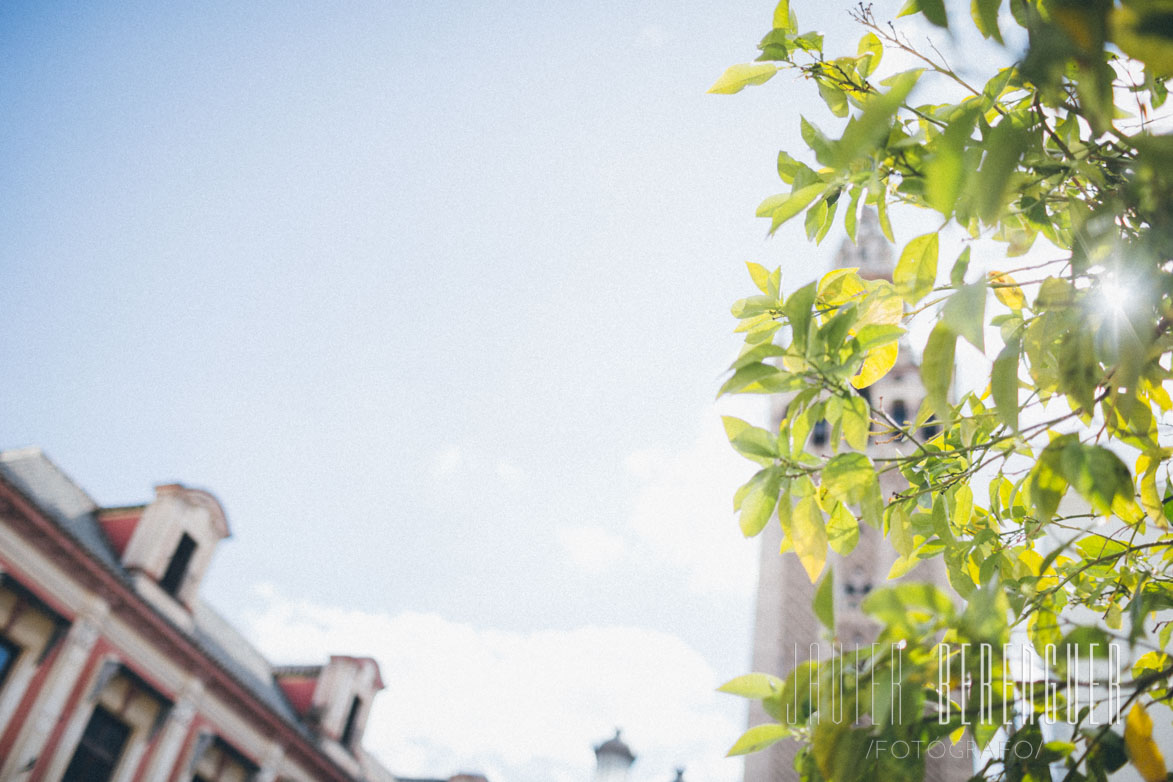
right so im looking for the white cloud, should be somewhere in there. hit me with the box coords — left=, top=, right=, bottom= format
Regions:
left=245, top=594, right=744, bottom=782
left=430, top=445, right=464, bottom=478
left=634, top=24, right=666, bottom=50
left=556, top=525, right=630, bottom=575
left=430, top=448, right=528, bottom=490
left=495, top=460, right=527, bottom=488
left=622, top=397, right=765, bottom=599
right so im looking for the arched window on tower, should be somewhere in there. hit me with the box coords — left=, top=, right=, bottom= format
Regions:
left=891, top=398, right=908, bottom=439
left=843, top=565, right=873, bottom=610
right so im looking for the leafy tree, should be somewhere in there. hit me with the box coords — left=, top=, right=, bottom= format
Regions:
left=712, top=1, right=1173, bottom=780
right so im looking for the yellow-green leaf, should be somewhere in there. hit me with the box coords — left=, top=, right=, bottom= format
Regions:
left=718, top=672, right=784, bottom=698
left=989, top=270, right=1026, bottom=310
left=921, top=321, right=957, bottom=417
left=708, top=63, right=779, bottom=95
left=1124, top=703, right=1167, bottom=782
left=766, top=184, right=826, bottom=234
left=813, top=568, right=834, bottom=629
left=740, top=473, right=781, bottom=537
left=773, top=0, right=794, bottom=32
left=894, top=233, right=939, bottom=304
left=857, top=32, right=883, bottom=76
left=942, top=279, right=987, bottom=352
left=827, top=503, right=859, bottom=556
left=819, top=267, right=866, bottom=307
left=852, top=340, right=898, bottom=389
left=726, top=723, right=790, bottom=756
left=842, top=393, right=870, bottom=450
left=991, top=337, right=1020, bottom=431
left=887, top=502, right=915, bottom=558
left=972, top=0, right=1003, bottom=43
left=816, top=77, right=849, bottom=117
left=1111, top=6, right=1173, bottom=76
left=746, top=262, right=771, bottom=293
left=822, top=452, right=875, bottom=504
left=793, top=496, right=828, bottom=582
left=1136, top=452, right=1169, bottom=529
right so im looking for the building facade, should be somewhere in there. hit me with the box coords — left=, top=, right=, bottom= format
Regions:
left=743, top=213, right=970, bottom=782
left=0, top=447, right=396, bottom=782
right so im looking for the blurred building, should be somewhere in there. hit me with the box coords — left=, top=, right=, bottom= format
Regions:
left=743, top=213, right=970, bottom=782
left=0, top=447, right=395, bottom=782
left=592, top=729, right=635, bottom=782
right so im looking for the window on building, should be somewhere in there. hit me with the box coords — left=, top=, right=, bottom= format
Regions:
left=843, top=566, right=873, bottom=610
left=159, top=533, right=197, bottom=597
left=0, top=637, right=18, bottom=689
left=890, top=399, right=909, bottom=440
left=810, top=419, right=828, bottom=447
left=340, top=695, right=362, bottom=749
left=921, top=420, right=942, bottom=441
left=63, top=705, right=131, bottom=782
left=192, top=735, right=259, bottom=781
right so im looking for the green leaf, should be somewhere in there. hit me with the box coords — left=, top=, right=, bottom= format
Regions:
left=894, top=233, right=939, bottom=304
left=1112, top=4, right=1173, bottom=75
left=950, top=246, right=971, bottom=287
left=792, top=496, right=828, bottom=582
left=959, top=580, right=1010, bottom=646
left=925, top=105, right=978, bottom=216
left=731, top=294, right=779, bottom=318
left=800, top=116, right=834, bottom=165
left=719, top=362, right=783, bottom=397
left=746, top=262, right=771, bottom=293
left=718, top=672, right=784, bottom=698
left=1028, top=435, right=1073, bottom=522
left=772, top=0, right=794, bottom=32
left=708, top=63, right=779, bottom=95
left=991, top=337, right=1021, bottom=431
left=822, top=452, right=875, bottom=504
left=816, top=77, right=849, bottom=117
left=827, top=502, right=860, bottom=555
left=920, top=321, right=957, bottom=417
left=1061, top=443, right=1139, bottom=520
left=853, top=323, right=904, bottom=351
left=1060, top=626, right=1111, bottom=663
left=886, top=501, right=915, bottom=558
left=723, top=416, right=777, bottom=459
left=918, top=0, right=949, bottom=27
left=972, top=0, right=1003, bottom=43
left=783, top=280, right=817, bottom=354
left=731, top=342, right=786, bottom=370
left=833, top=69, right=921, bottom=168
left=843, top=187, right=863, bottom=241
left=763, top=184, right=826, bottom=235
left=776, top=151, right=802, bottom=184
left=942, top=279, right=987, bottom=352
left=863, top=582, right=955, bottom=637
left=976, top=120, right=1029, bottom=223
left=874, top=194, right=894, bottom=242
left=841, top=393, right=870, bottom=451
left=726, top=723, right=790, bottom=756
left=740, top=468, right=783, bottom=537
left=813, top=568, right=834, bottom=630
left=857, top=32, right=883, bottom=77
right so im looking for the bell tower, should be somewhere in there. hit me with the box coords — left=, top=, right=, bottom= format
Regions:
left=742, top=212, right=967, bottom=781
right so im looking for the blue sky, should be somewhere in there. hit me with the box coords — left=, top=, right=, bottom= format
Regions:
left=1, top=1, right=903, bottom=780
